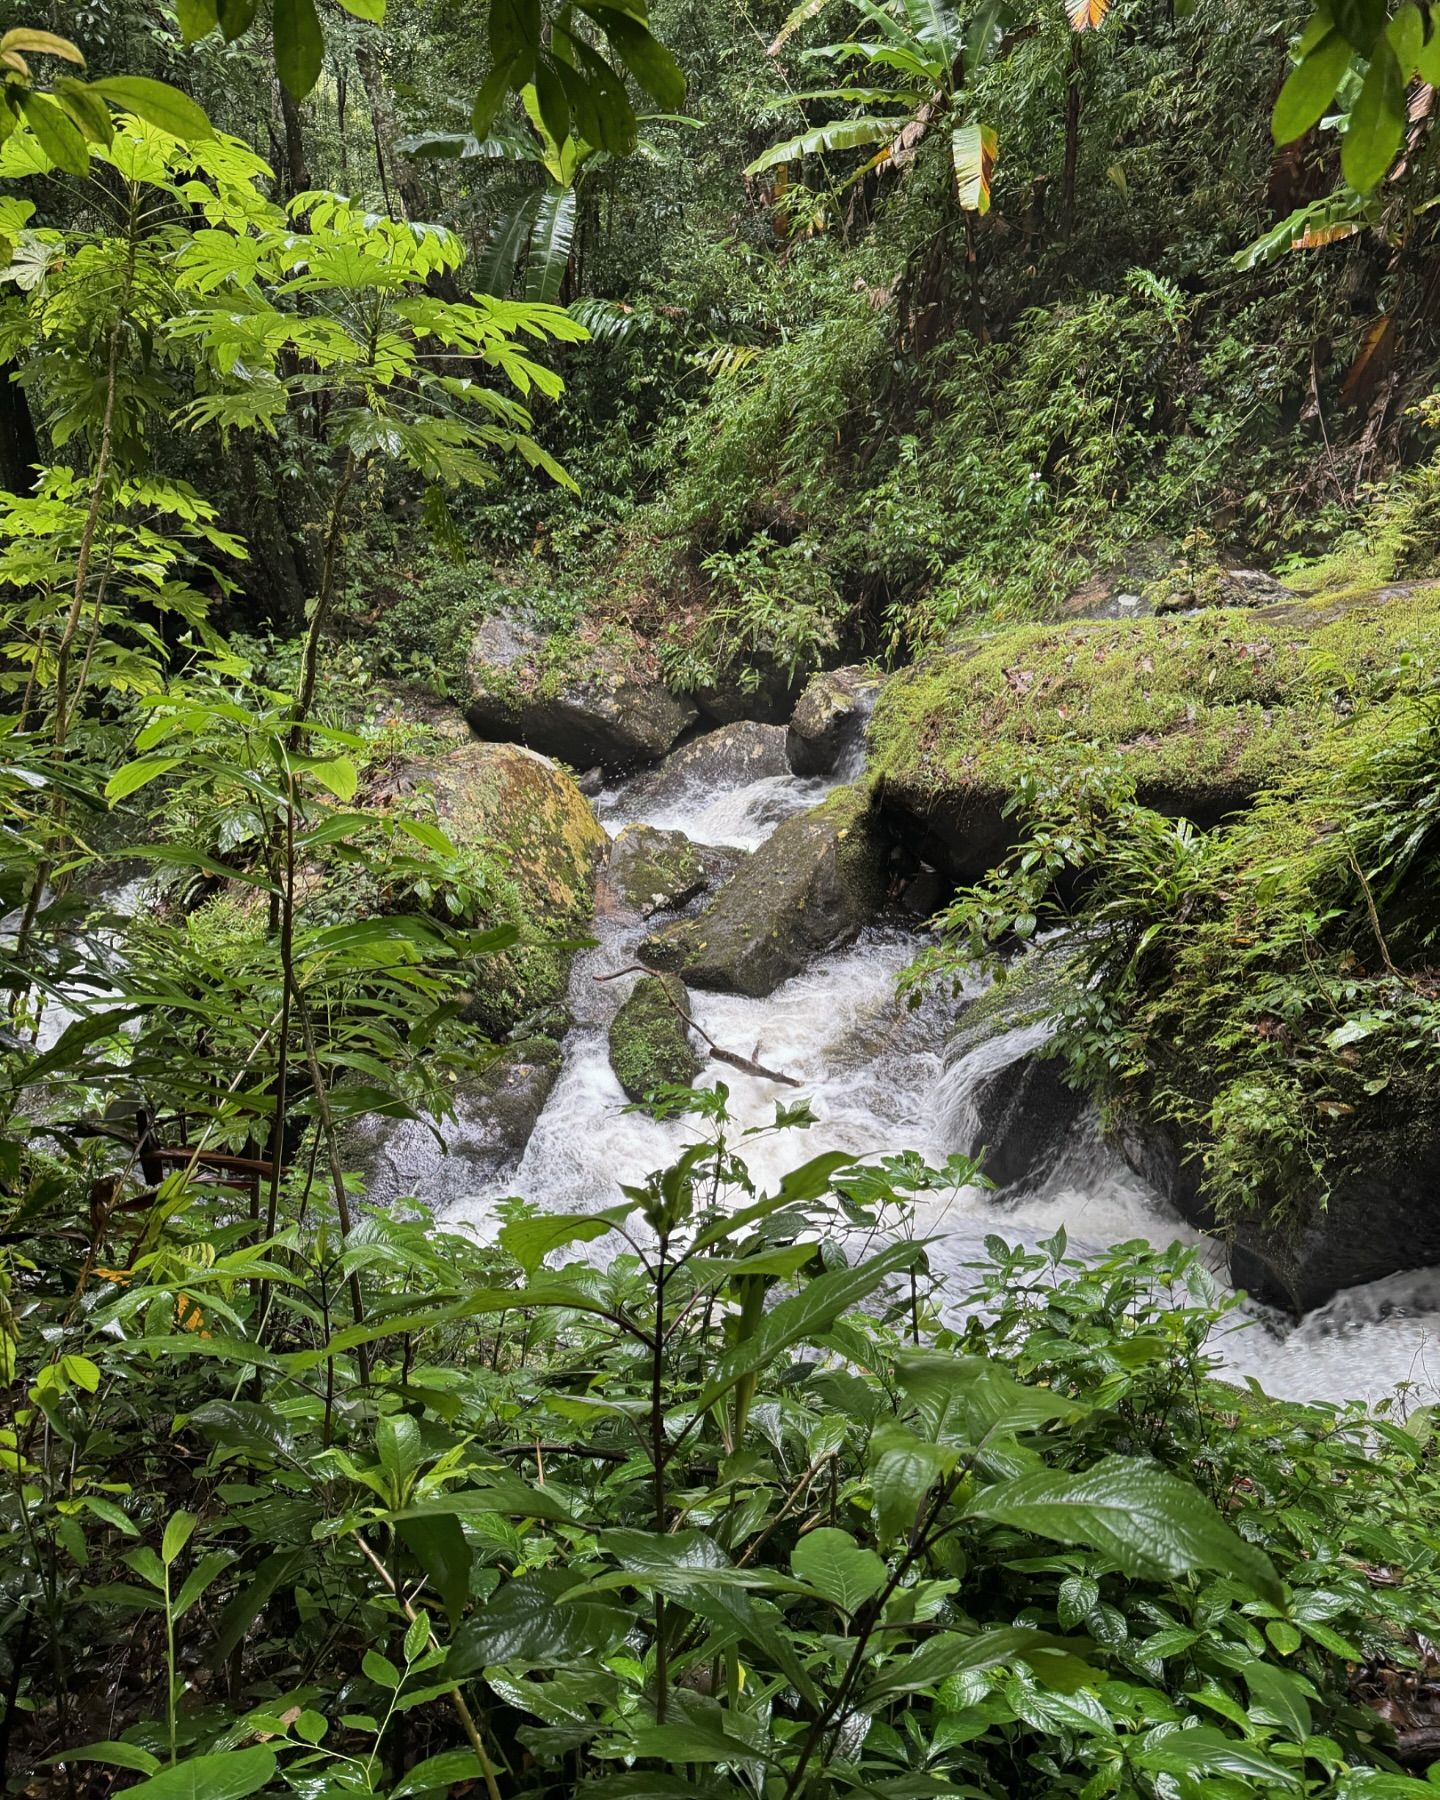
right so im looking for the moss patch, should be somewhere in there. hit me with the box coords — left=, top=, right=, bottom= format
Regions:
left=608, top=972, right=701, bottom=1102
left=872, top=585, right=1440, bottom=816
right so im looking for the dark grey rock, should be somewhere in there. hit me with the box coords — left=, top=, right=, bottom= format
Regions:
left=465, top=612, right=697, bottom=771
left=640, top=786, right=887, bottom=996
left=787, top=666, right=882, bottom=777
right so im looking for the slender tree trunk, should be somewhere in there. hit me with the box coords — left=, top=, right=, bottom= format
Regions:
left=0, top=363, right=39, bottom=495
left=278, top=82, right=312, bottom=200
left=354, top=43, right=426, bottom=221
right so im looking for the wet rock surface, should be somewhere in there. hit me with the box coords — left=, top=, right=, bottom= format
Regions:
left=604, top=823, right=710, bottom=918
left=639, top=785, right=888, bottom=996
left=608, top=971, right=702, bottom=1101
left=1121, top=1117, right=1440, bottom=1315
left=786, top=665, right=881, bottom=777
left=464, top=612, right=697, bottom=771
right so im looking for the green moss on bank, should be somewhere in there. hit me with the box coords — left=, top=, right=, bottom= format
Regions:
left=870, top=585, right=1440, bottom=814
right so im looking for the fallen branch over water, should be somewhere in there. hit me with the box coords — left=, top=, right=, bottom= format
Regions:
left=595, top=965, right=802, bottom=1088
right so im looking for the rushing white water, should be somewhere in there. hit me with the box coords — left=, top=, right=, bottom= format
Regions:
left=436, top=738, right=1440, bottom=1411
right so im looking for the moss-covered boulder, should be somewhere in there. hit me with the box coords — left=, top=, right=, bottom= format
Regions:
left=608, top=972, right=701, bottom=1101
left=872, top=586, right=1440, bottom=880
left=405, top=739, right=607, bottom=1034
left=605, top=824, right=709, bottom=917
left=465, top=612, right=697, bottom=772
left=453, top=1033, right=564, bottom=1150
left=787, top=665, right=882, bottom=777
left=640, top=786, right=888, bottom=996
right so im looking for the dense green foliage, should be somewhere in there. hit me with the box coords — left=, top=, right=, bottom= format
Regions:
left=3, top=0, right=1440, bottom=1792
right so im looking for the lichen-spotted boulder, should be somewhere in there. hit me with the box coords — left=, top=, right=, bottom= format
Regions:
left=608, top=971, right=701, bottom=1102
left=604, top=824, right=709, bottom=918
left=639, top=786, right=888, bottom=996
left=406, top=739, right=607, bottom=1034
left=465, top=612, right=697, bottom=772
left=787, top=665, right=882, bottom=777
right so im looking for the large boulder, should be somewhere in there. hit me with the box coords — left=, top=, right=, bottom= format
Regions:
left=407, top=739, right=608, bottom=1035
left=624, top=721, right=790, bottom=801
left=942, top=1024, right=1086, bottom=1193
left=465, top=612, right=697, bottom=772
left=1120, top=1115, right=1440, bottom=1315
left=787, top=666, right=882, bottom=778
left=639, top=786, right=888, bottom=996
left=604, top=824, right=710, bottom=918
left=608, top=972, right=702, bottom=1102
left=871, top=587, right=1440, bottom=882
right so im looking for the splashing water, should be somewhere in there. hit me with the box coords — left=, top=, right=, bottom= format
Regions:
left=388, top=740, right=1440, bottom=1408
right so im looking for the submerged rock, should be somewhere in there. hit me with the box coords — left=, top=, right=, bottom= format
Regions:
left=639, top=785, right=888, bottom=996
left=453, top=1034, right=564, bottom=1152
left=605, top=824, right=710, bottom=918
left=787, top=665, right=882, bottom=777
left=608, top=972, right=701, bottom=1101
left=465, top=612, right=697, bottom=772
left=943, top=1023, right=1084, bottom=1192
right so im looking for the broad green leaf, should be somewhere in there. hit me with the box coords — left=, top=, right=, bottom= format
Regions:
left=867, top=1626, right=1090, bottom=1698
left=447, top=1571, right=628, bottom=1674
left=336, top=0, right=386, bottom=17
left=790, top=1527, right=887, bottom=1614
left=694, top=1239, right=922, bottom=1413
left=499, top=1207, right=627, bottom=1275
left=177, top=0, right=220, bottom=42
left=1387, top=2, right=1424, bottom=75
left=1244, top=1658, right=1314, bottom=1742
left=397, top=1513, right=472, bottom=1626
left=1136, top=1726, right=1300, bottom=1786
left=121, top=1748, right=277, bottom=1799
left=273, top=0, right=323, bottom=97
left=525, top=188, right=578, bottom=305
left=304, top=755, right=358, bottom=801
left=17, top=93, right=89, bottom=174
left=377, top=1413, right=423, bottom=1493
left=162, top=1510, right=197, bottom=1567
left=105, top=756, right=183, bottom=802
left=745, top=116, right=905, bottom=174
left=896, top=1352, right=1086, bottom=1446
left=87, top=76, right=214, bottom=141
left=585, top=5, right=686, bottom=109
left=48, top=1742, right=161, bottom=1775
left=1341, top=36, right=1404, bottom=191
left=1272, top=30, right=1353, bottom=143
left=391, top=1750, right=493, bottom=1797
left=173, top=1550, right=234, bottom=1621
left=1, top=28, right=84, bottom=61
left=951, top=120, right=997, bottom=213
left=869, top=1424, right=950, bottom=1542
left=968, top=1455, right=1283, bottom=1604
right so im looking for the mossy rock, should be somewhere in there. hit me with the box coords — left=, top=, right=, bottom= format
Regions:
left=405, top=739, right=607, bottom=1035
left=640, top=785, right=888, bottom=996
left=787, top=665, right=882, bottom=777
left=465, top=612, right=697, bottom=772
left=453, top=1034, right=564, bottom=1151
left=871, top=584, right=1440, bottom=879
left=608, top=972, right=701, bottom=1102
left=605, top=823, right=709, bottom=917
